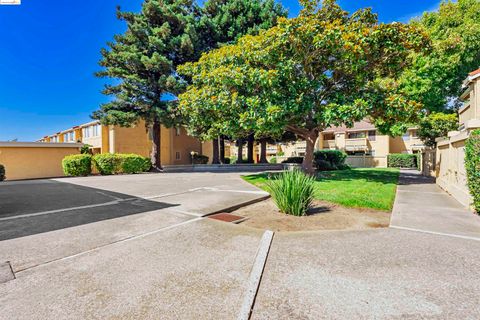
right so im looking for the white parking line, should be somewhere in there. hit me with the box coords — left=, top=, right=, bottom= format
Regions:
left=16, top=217, right=203, bottom=273
left=390, top=225, right=480, bottom=242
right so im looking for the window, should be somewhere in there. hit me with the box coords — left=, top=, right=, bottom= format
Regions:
left=82, top=127, right=89, bottom=138
left=402, top=132, right=410, bottom=141
left=368, top=130, right=376, bottom=141
left=348, top=131, right=366, bottom=139
left=411, top=129, right=418, bottom=138
left=175, top=151, right=181, bottom=160
left=175, top=127, right=181, bottom=136
left=64, top=133, right=68, bottom=141
left=69, top=132, right=74, bottom=141
left=92, top=125, right=100, bottom=137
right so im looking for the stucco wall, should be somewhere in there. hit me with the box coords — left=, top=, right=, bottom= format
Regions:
left=112, top=123, right=151, bottom=157
left=0, top=143, right=82, bottom=180
left=435, top=138, right=472, bottom=207
left=170, top=127, right=202, bottom=165
left=345, top=155, right=387, bottom=168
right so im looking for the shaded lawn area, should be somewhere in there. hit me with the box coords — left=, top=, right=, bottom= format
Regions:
left=242, top=168, right=400, bottom=211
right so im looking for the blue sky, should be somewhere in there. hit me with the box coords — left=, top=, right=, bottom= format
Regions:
left=0, top=0, right=440, bottom=141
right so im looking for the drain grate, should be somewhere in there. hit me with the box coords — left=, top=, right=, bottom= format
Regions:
left=208, top=213, right=247, bottom=224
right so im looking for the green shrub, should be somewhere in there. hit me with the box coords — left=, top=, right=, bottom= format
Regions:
left=80, top=144, right=92, bottom=154
left=269, top=157, right=277, bottom=164
left=314, top=150, right=347, bottom=171
left=387, top=153, right=418, bottom=168
left=192, top=154, right=209, bottom=164
left=93, top=153, right=120, bottom=175
left=266, top=169, right=315, bottom=216
left=281, top=156, right=304, bottom=164
left=62, top=154, right=92, bottom=176
left=465, top=129, right=480, bottom=213
left=118, top=154, right=151, bottom=173
left=0, top=164, right=5, bottom=181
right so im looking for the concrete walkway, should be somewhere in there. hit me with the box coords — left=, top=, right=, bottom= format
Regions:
left=2, top=171, right=480, bottom=319
left=390, top=169, right=480, bottom=240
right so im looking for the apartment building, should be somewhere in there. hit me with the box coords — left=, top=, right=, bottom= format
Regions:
left=39, top=120, right=203, bottom=165
left=256, top=121, right=423, bottom=167
left=434, top=68, right=480, bottom=207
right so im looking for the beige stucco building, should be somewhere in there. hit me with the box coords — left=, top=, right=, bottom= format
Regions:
left=254, top=121, right=424, bottom=167
left=39, top=120, right=203, bottom=165
left=433, top=69, right=480, bottom=208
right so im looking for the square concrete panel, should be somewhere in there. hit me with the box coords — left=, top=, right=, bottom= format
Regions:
left=0, top=219, right=264, bottom=320
left=251, top=229, right=480, bottom=319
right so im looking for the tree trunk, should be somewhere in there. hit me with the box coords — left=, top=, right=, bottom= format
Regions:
left=150, top=119, right=162, bottom=171
left=247, top=133, right=254, bottom=163
left=212, top=137, right=220, bottom=164
left=302, top=130, right=319, bottom=175
left=219, top=136, right=226, bottom=164
left=259, top=139, right=268, bottom=163
left=237, top=139, right=244, bottom=163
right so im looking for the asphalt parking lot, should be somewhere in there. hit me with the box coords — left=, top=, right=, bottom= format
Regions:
left=1, top=171, right=480, bottom=319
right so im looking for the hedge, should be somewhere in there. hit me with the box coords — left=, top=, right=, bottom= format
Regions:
left=0, top=164, right=5, bottom=181
left=313, top=150, right=348, bottom=171
left=281, top=156, right=304, bottom=164
left=387, top=153, right=418, bottom=168
left=62, top=154, right=92, bottom=176
left=465, top=129, right=480, bottom=213
left=118, top=154, right=151, bottom=173
left=93, top=153, right=119, bottom=175
left=63, top=153, right=150, bottom=177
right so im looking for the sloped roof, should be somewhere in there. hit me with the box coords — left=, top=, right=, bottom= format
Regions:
left=323, top=120, right=376, bottom=133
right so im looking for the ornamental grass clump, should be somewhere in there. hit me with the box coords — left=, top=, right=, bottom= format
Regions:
left=266, top=169, right=315, bottom=216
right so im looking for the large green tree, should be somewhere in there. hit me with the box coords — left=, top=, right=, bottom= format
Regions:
left=403, top=0, right=480, bottom=111
left=94, top=0, right=286, bottom=167
left=94, top=0, right=200, bottom=169
left=179, top=0, right=430, bottom=173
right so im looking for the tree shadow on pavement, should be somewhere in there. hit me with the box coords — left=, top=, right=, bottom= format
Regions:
left=0, top=180, right=179, bottom=241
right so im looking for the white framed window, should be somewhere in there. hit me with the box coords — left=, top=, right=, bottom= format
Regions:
left=83, top=127, right=90, bottom=138
left=175, top=151, right=181, bottom=160
left=64, top=133, right=68, bottom=141
left=92, top=124, right=100, bottom=137
left=69, top=132, right=74, bottom=141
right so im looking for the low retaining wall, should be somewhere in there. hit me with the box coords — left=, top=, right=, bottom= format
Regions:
left=345, top=155, right=387, bottom=168
left=163, top=163, right=284, bottom=173
left=0, top=142, right=82, bottom=180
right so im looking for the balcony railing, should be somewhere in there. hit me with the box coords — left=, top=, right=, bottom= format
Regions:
left=295, top=141, right=306, bottom=151
left=323, top=140, right=336, bottom=149
left=345, top=138, right=367, bottom=151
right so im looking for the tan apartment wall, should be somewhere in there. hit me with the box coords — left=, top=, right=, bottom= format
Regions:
left=112, top=123, right=150, bottom=157
left=435, top=138, right=472, bottom=207
left=0, top=143, right=82, bottom=180
left=389, top=136, right=408, bottom=154
left=170, top=127, right=202, bottom=165
left=367, top=134, right=390, bottom=157
left=345, top=156, right=387, bottom=168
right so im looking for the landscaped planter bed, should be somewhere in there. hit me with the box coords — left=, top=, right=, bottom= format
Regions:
left=231, top=198, right=390, bottom=232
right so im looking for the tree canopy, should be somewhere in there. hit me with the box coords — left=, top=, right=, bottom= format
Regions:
left=93, top=0, right=287, bottom=167
left=417, top=112, right=459, bottom=147
left=178, top=0, right=430, bottom=172
left=402, top=0, right=480, bottom=111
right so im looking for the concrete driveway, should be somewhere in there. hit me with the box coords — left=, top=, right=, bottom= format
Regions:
left=1, top=171, right=480, bottom=319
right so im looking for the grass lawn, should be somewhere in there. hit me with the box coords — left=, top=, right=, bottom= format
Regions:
left=243, top=168, right=400, bottom=211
